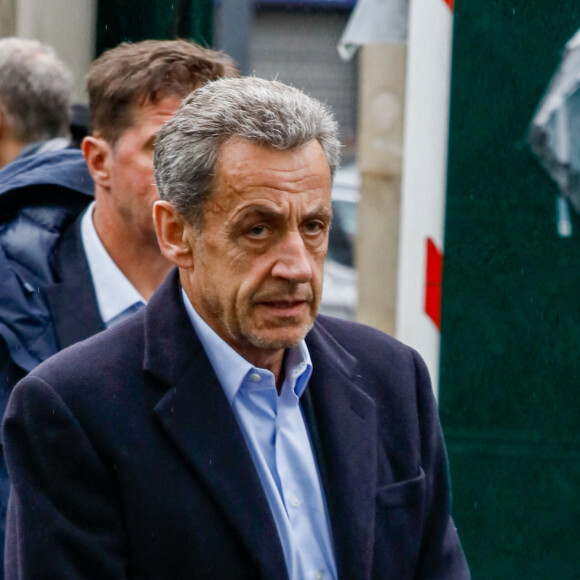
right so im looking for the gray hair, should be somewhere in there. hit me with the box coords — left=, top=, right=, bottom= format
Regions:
left=0, top=37, right=73, bottom=143
left=154, top=76, right=341, bottom=226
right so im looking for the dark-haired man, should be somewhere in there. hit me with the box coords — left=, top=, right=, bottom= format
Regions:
left=0, top=39, right=237, bottom=571
left=0, top=39, right=237, bottom=389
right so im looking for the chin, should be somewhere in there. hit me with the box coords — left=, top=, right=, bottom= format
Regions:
left=245, top=321, right=315, bottom=351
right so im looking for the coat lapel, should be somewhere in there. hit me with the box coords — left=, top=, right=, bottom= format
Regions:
left=45, top=215, right=105, bottom=349
left=144, top=272, right=288, bottom=580
left=304, top=320, right=378, bottom=580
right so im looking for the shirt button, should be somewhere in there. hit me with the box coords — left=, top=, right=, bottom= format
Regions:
left=248, top=373, right=261, bottom=383
left=315, top=572, right=324, bottom=580
left=291, top=495, right=301, bottom=508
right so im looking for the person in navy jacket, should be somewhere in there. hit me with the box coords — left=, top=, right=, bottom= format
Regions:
left=3, top=77, right=470, bottom=580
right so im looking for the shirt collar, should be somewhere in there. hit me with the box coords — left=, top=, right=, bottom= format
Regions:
left=181, top=289, right=312, bottom=404
left=80, top=201, right=146, bottom=325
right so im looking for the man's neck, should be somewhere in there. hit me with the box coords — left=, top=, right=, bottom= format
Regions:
left=0, top=139, right=25, bottom=169
left=93, top=204, right=172, bottom=300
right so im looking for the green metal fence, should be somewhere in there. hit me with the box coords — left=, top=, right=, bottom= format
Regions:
left=441, top=1, right=580, bottom=577
left=96, top=0, right=213, bottom=56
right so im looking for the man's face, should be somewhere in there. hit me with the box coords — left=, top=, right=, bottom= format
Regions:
left=106, top=95, right=182, bottom=245
left=182, top=138, right=332, bottom=365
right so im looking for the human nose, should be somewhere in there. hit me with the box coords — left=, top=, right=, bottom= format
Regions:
left=271, top=231, right=313, bottom=283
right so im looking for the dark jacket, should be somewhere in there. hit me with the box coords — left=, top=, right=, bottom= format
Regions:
left=0, top=149, right=95, bottom=380
left=3, top=270, right=470, bottom=580
left=0, top=149, right=95, bottom=573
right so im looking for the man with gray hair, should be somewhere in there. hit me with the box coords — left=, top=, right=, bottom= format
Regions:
left=3, top=77, right=470, bottom=579
left=0, top=37, right=73, bottom=168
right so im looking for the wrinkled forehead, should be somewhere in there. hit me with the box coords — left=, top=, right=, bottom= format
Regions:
left=214, top=136, right=331, bottom=181
left=202, top=137, right=332, bottom=220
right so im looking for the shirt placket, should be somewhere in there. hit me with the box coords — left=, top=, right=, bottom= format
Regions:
left=274, top=374, right=333, bottom=580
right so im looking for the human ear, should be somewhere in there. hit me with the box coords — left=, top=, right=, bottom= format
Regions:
left=81, top=136, right=112, bottom=188
left=153, top=200, right=195, bottom=268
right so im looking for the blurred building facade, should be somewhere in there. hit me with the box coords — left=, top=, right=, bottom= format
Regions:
left=213, top=1, right=358, bottom=155
left=0, top=0, right=96, bottom=101
left=0, top=1, right=357, bottom=138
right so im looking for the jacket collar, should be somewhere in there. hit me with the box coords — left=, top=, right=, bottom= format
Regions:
left=144, top=270, right=288, bottom=579
left=45, top=214, right=105, bottom=350
left=304, top=319, right=378, bottom=580
left=0, top=148, right=93, bottom=199
left=144, top=271, right=378, bottom=580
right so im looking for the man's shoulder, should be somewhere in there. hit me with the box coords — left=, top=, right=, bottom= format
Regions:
left=312, top=314, right=416, bottom=359
left=0, top=208, right=91, bottom=372
left=0, top=148, right=93, bottom=200
left=0, top=148, right=93, bottom=292
left=6, top=312, right=150, bottom=454
left=25, top=312, right=145, bottom=394
left=309, top=314, right=430, bottom=397
left=0, top=151, right=95, bottom=374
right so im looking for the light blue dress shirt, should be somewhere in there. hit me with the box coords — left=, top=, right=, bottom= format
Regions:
left=182, top=291, right=338, bottom=580
left=81, top=202, right=146, bottom=327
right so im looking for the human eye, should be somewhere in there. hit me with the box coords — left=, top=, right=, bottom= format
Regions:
left=302, top=219, right=327, bottom=237
left=246, top=224, right=271, bottom=239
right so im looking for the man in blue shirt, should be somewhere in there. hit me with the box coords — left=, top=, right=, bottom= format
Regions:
left=0, top=41, right=238, bottom=576
left=3, top=77, right=470, bottom=579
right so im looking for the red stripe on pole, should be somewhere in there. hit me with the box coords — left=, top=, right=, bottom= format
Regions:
left=443, top=0, right=454, bottom=11
left=425, top=238, right=443, bottom=330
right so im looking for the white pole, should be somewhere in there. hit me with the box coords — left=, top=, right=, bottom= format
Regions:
left=396, top=0, right=454, bottom=397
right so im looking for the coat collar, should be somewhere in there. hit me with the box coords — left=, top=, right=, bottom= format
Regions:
left=45, top=215, right=105, bottom=350
left=144, top=271, right=378, bottom=580
left=305, top=319, right=378, bottom=580
left=144, top=270, right=288, bottom=580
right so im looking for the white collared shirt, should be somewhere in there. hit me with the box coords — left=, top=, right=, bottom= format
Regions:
left=80, top=202, right=146, bottom=327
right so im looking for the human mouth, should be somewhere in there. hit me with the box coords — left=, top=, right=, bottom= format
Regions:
left=260, top=299, right=309, bottom=314
left=254, top=293, right=312, bottom=317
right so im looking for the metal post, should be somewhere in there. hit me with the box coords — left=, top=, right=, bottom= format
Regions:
left=356, top=43, right=406, bottom=335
